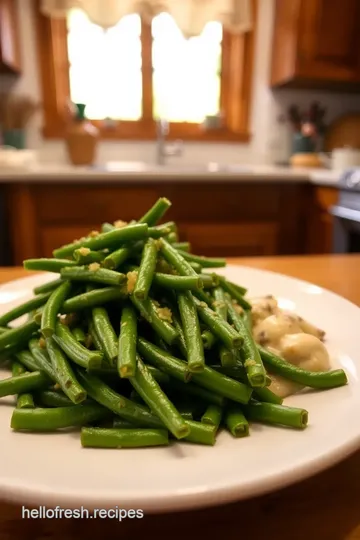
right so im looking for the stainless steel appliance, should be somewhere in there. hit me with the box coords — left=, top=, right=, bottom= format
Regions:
left=330, top=169, right=360, bottom=253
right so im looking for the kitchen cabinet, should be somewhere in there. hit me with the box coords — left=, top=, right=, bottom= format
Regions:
left=306, top=186, right=339, bottom=253
left=0, top=0, right=21, bottom=73
left=271, top=0, right=360, bottom=90
left=4, top=181, right=308, bottom=264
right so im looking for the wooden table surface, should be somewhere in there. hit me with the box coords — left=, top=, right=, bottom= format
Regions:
left=0, top=254, right=360, bottom=540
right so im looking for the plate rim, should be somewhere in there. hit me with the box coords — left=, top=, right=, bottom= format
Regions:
left=0, top=265, right=359, bottom=512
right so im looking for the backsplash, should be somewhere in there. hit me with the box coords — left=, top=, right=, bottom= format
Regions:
left=3, top=0, right=360, bottom=166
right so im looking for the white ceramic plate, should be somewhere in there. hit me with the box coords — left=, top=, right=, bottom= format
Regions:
left=0, top=265, right=359, bottom=512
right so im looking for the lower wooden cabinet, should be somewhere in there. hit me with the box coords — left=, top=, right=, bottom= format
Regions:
left=306, top=187, right=339, bottom=253
left=5, top=181, right=309, bottom=264
left=180, top=222, right=278, bottom=256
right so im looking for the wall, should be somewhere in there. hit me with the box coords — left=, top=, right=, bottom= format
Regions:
left=4, top=0, right=360, bottom=166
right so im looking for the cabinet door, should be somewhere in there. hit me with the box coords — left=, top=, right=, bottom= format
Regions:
left=179, top=222, right=278, bottom=257
left=298, top=0, right=360, bottom=82
left=306, top=187, right=339, bottom=253
left=0, top=0, right=21, bottom=73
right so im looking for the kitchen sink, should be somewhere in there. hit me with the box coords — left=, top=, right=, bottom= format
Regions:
left=96, top=162, right=252, bottom=174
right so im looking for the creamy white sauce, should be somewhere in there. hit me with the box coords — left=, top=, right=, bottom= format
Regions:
left=251, top=297, right=329, bottom=398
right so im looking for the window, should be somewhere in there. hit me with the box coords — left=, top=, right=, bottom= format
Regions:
left=36, top=1, right=256, bottom=141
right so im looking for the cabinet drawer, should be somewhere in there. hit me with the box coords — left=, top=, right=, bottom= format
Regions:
left=40, top=226, right=99, bottom=257
left=35, top=186, right=160, bottom=224
left=315, top=187, right=339, bottom=211
left=179, top=222, right=278, bottom=257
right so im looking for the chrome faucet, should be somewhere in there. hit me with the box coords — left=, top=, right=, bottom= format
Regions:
left=155, top=118, right=183, bottom=166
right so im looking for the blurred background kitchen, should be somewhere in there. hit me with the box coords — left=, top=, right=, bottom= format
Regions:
left=1, top=0, right=360, bottom=265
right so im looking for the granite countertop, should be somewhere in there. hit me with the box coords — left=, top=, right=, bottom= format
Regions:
left=0, top=163, right=341, bottom=187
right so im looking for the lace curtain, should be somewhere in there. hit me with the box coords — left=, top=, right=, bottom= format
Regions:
left=40, top=0, right=253, bottom=36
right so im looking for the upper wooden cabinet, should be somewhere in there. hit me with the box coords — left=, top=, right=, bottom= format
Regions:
left=0, top=0, right=21, bottom=73
left=271, top=0, right=360, bottom=90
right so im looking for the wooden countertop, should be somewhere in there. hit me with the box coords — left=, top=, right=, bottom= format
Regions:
left=0, top=254, right=360, bottom=539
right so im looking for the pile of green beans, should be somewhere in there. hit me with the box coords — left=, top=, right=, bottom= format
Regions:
left=0, top=197, right=348, bottom=449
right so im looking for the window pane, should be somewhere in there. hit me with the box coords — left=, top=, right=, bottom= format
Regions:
left=152, top=13, right=222, bottom=123
left=67, top=9, right=142, bottom=120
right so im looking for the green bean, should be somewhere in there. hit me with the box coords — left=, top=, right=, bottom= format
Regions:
left=193, top=296, right=243, bottom=350
left=153, top=274, right=206, bottom=291
left=183, top=420, right=216, bottom=446
left=76, top=369, right=163, bottom=428
left=138, top=197, right=171, bottom=226
left=73, top=249, right=105, bottom=265
left=28, top=338, right=58, bottom=382
left=160, top=238, right=196, bottom=276
left=212, top=363, right=273, bottom=388
left=72, top=327, right=86, bottom=344
left=148, top=222, right=176, bottom=238
left=226, top=297, right=266, bottom=388
left=34, top=308, right=44, bottom=325
left=54, top=322, right=103, bottom=369
left=214, top=275, right=247, bottom=296
left=191, top=365, right=252, bottom=405
left=212, top=287, right=236, bottom=368
left=46, top=337, right=87, bottom=404
left=0, top=292, right=51, bottom=326
left=159, top=239, right=211, bottom=304
left=176, top=404, right=194, bottom=420
left=12, top=361, right=34, bottom=409
left=201, top=330, right=217, bottom=349
left=113, top=418, right=136, bottom=429
left=137, top=337, right=191, bottom=383
left=201, top=404, right=222, bottom=429
left=220, top=279, right=252, bottom=310
left=62, top=286, right=127, bottom=313
left=165, top=231, right=178, bottom=243
left=36, top=390, right=74, bottom=408
left=24, top=259, right=77, bottom=272
left=244, top=402, right=308, bottom=429
left=15, top=350, right=42, bottom=373
left=165, top=378, right=226, bottom=407
left=225, top=406, right=249, bottom=437
left=16, top=393, right=35, bottom=409
left=172, top=242, right=190, bottom=252
left=129, top=358, right=190, bottom=439
left=11, top=404, right=107, bottom=431
left=130, top=296, right=178, bottom=346
left=138, top=337, right=251, bottom=404
left=41, top=281, right=71, bottom=338
left=0, top=371, right=49, bottom=397
left=177, top=251, right=226, bottom=268
left=60, top=266, right=125, bottom=287
left=0, top=326, right=8, bottom=334
left=147, top=365, right=170, bottom=385
left=102, top=246, right=132, bottom=270
left=88, top=322, right=103, bottom=353
left=243, top=309, right=253, bottom=331
left=53, top=223, right=149, bottom=258
left=0, top=320, right=39, bottom=350
left=253, top=386, right=283, bottom=405
left=171, top=310, right=187, bottom=357
left=92, top=307, right=118, bottom=365
left=220, top=348, right=238, bottom=367
left=213, top=287, right=227, bottom=319
left=189, top=262, right=202, bottom=273
left=33, top=278, right=64, bottom=295
left=118, top=305, right=137, bottom=378
left=133, top=238, right=158, bottom=300
left=81, top=427, right=169, bottom=448
left=178, top=292, right=205, bottom=373
left=258, top=346, right=348, bottom=389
